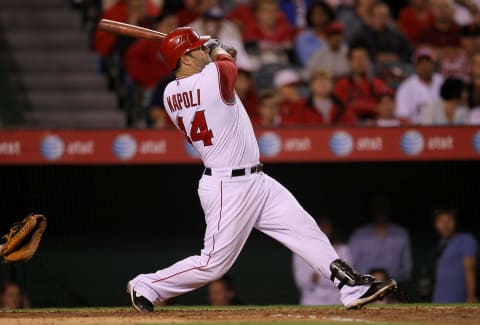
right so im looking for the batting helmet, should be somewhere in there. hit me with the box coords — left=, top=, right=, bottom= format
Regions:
left=160, top=27, right=210, bottom=70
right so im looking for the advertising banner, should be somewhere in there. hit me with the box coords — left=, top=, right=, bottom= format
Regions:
left=0, top=127, right=479, bottom=165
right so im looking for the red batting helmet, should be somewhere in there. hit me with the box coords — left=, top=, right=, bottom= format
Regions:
left=160, top=27, right=210, bottom=70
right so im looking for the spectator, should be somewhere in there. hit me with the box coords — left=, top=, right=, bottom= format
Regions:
left=461, top=24, right=480, bottom=60
left=235, top=69, right=259, bottom=118
left=253, top=90, right=286, bottom=127
left=325, top=0, right=355, bottom=9
left=148, top=74, right=176, bottom=128
left=307, top=21, right=350, bottom=78
left=208, top=274, right=240, bottom=306
left=295, top=1, right=336, bottom=66
left=350, top=1, right=412, bottom=63
left=303, top=69, right=357, bottom=125
left=274, top=69, right=306, bottom=123
left=93, top=0, right=160, bottom=58
left=333, top=45, right=390, bottom=121
left=0, top=281, right=30, bottom=309
left=395, top=47, right=444, bottom=123
left=375, top=89, right=403, bottom=127
left=420, top=77, right=470, bottom=125
left=337, top=0, right=376, bottom=42
left=418, top=0, right=461, bottom=59
left=292, top=217, right=352, bottom=305
left=440, top=23, right=480, bottom=80
left=228, top=0, right=294, bottom=51
left=189, top=7, right=251, bottom=72
left=432, top=209, right=478, bottom=303
left=175, top=0, right=216, bottom=26
left=452, top=0, right=480, bottom=25
left=398, top=0, right=434, bottom=46
left=125, top=11, right=178, bottom=89
left=349, top=196, right=412, bottom=283
left=468, top=52, right=480, bottom=122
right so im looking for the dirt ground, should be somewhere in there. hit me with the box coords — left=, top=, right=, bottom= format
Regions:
left=1, top=306, right=479, bottom=325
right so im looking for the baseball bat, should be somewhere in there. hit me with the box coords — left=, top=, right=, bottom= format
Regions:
left=98, top=19, right=166, bottom=40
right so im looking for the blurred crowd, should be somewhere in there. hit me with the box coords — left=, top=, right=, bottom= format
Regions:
left=74, top=0, right=480, bottom=128
left=292, top=200, right=478, bottom=306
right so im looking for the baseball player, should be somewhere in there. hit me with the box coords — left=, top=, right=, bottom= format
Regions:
left=127, top=27, right=397, bottom=312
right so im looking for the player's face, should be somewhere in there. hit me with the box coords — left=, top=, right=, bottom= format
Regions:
left=435, top=213, right=456, bottom=239
left=185, top=45, right=211, bottom=70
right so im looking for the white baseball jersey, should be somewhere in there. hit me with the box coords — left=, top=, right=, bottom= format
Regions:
left=129, top=54, right=370, bottom=308
left=163, top=60, right=259, bottom=169
left=395, top=74, right=444, bottom=124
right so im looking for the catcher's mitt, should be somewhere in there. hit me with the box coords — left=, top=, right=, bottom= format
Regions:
left=0, top=214, right=47, bottom=263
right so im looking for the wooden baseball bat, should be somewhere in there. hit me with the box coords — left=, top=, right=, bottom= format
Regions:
left=98, top=19, right=166, bottom=40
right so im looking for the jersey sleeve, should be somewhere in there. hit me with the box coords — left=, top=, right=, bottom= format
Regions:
left=214, top=54, right=238, bottom=105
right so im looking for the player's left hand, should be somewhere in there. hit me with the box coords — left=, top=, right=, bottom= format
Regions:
left=205, top=39, right=220, bottom=52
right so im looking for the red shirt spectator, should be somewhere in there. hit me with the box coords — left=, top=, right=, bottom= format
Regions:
left=252, top=90, right=298, bottom=127
left=93, top=0, right=159, bottom=57
left=334, top=46, right=390, bottom=119
left=273, top=69, right=307, bottom=124
left=124, top=12, right=178, bottom=88
left=398, top=0, right=434, bottom=45
left=418, top=23, right=461, bottom=48
left=375, top=89, right=405, bottom=127
left=235, top=69, right=259, bottom=118
left=302, top=98, right=356, bottom=125
left=334, top=76, right=389, bottom=118
left=176, top=8, right=199, bottom=26
left=303, top=69, right=357, bottom=125
left=418, top=0, right=461, bottom=49
left=175, top=0, right=214, bottom=26
left=279, top=98, right=309, bottom=123
left=228, top=1, right=293, bottom=45
left=125, top=40, right=170, bottom=88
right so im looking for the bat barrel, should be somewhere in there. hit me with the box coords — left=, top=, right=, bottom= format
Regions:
left=98, top=19, right=167, bottom=41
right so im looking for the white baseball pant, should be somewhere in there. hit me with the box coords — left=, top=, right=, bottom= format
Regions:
left=129, top=171, right=369, bottom=306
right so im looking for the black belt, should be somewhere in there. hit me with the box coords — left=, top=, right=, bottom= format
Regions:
left=204, top=164, right=263, bottom=177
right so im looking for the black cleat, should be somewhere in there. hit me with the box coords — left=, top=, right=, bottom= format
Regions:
left=346, top=279, right=398, bottom=310
left=127, top=283, right=154, bottom=312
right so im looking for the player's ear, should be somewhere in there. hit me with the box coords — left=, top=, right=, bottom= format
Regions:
left=180, top=54, right=192, bottom=67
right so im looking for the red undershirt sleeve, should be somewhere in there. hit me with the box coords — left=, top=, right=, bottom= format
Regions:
left=214, top=54, right=238, bottom=105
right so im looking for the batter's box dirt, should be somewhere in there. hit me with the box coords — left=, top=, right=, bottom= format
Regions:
left=0, top=305, right=479, bottom=325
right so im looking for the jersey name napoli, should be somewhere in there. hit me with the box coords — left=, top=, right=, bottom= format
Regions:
left=163, top=62, right=260, bottom=168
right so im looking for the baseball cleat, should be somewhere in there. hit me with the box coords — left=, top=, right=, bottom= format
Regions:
left=127, top=283, right=154, bottom=312
left=346, top=279, right=398, bottom=310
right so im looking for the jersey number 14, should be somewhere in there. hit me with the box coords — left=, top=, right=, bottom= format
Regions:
left=177, top=111, right=214, bottom=146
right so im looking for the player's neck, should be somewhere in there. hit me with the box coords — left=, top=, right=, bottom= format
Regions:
left=176, top=66, right=202, bottom=79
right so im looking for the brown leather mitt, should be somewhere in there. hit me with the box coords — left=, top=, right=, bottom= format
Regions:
left=0, top=214, right=47, bottom=263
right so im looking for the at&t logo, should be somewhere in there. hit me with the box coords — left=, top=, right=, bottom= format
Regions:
left=40, top=135, right=64, bottom=160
